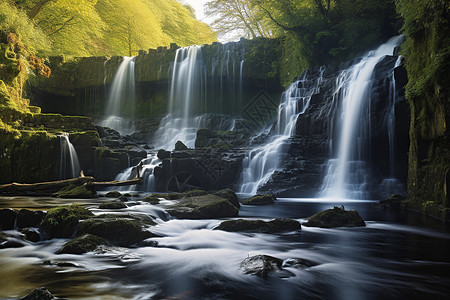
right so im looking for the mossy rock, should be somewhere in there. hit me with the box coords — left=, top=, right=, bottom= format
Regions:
left=69, top=130, right=100, bottom=147
left=76, top=218, right=154, bottom=246
left=377, top=194, right=405, bottom=209
left=213, top=188, right=240, bottom=208
left=52, top=184, right=96, bottom=199
left=143, top=196, right=160, bottom=205
left=105, top=191, right=122, bottom=198
left=304, top=206, right=366, bottom=228
left=167, top=194, right=239, bottom=219
left=93, top=214, right=156, bottom=226
left=182, top=189, right=208, bottom=198
left=98, top=202, right=127, bottom=209
left=242, top=194, right=276, bottom=205
left=58, top=234, right=107, bottom=254
left=40, top=204, right=94, bottom=238
left=150, top=193, right=181, bottom=200
left=215, top=218, right=300, bottom=233
left=17, top=209, right=46, bottom=228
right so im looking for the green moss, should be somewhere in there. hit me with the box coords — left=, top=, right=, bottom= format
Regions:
left=98, top=202, right=127, bottom=209
left=242, top=194, right=276, bottom=206
left=76, top=218, right=154, bottom=246
left=40, top=204, right=93, bottom=238
left=52, top=184, right=96, bottom=199
left=167, top=194, right=239, bottom=219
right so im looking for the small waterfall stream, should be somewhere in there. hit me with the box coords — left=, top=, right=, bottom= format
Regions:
left=100, top=56, right=136, bottom=135
left=59, top=133, right=81, bottom=179
left=320, top=36, right=405, bottom=199
left=239, top=68, right=324, bottom=194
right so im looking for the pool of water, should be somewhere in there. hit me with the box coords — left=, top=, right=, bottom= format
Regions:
left=0, top=196, right=449, bottom=299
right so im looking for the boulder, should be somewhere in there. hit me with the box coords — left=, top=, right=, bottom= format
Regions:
left=167, top=194, right=239, bottom=219
left=17, top=209, right=46, bottom=228
left=76, top=218, right=154, bottom=246
left=98, top=202, right=127, bottom=209
left=142, top=195, right=160, bottom=204
left=213, top=188, right=240, bottom=208
left=241, top=194, right=276, bottom=205
left=175, top=140, right=188, bottom=150
left=58, top=234, right=107, bottom=254
left=377, top=194, right=404, bottom=209
left=239, top=255, right=283, bottom=277
left=20, top=287, right=58, bottom=300
left=304, top=206, right=365, bottom=228
left=22, top=228, right=41, bottom=242
left=182, top=189, right=208, bottom=197
left=105, top=191, right=122, bottom=198
left=0, top=208, right=17, bottom=230
left=282, top=258, right=317, bottom=269
left=215, top=218, right=300, bottom=233
left=40, top=204, right=94, bottom=238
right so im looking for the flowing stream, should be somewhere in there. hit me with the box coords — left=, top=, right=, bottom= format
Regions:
left=0, top=196, right=449, bottom=299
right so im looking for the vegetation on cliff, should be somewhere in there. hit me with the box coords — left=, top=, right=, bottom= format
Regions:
left=206, top=0, right=399, bottom=84
left=1, top=0, right=216, bottom=57
left=396, top=0, right=450, bottom=219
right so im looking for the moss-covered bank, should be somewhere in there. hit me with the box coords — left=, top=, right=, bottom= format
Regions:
left=396, top=0, right=450, bottom=220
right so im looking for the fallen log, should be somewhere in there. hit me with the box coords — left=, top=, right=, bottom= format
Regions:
left=0, top=177, right=95, bottom=195
left=0, top=176, right=143, bottom=196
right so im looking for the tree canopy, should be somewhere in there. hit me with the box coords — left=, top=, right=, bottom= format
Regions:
left=1, top=0, right=217, bottom=56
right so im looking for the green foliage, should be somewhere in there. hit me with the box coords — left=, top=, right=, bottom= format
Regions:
left=0, top=2, right=51, bottom=54
left=41, top=203, right=94, bottom=238
left=1, top=0, right=217, bottom=57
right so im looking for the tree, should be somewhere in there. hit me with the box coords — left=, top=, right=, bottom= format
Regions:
left=205, top=0, right=269, bottom=40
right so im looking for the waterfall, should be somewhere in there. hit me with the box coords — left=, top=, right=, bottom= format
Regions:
left=320, top=36, right=404, bottom=199
left=100, top=56, right=136, bottom=135
left=239, top=68, right=324, bottom=194
left=59, top=133, right=81, bottom=179
left=152, top=46, right=207, bottom=150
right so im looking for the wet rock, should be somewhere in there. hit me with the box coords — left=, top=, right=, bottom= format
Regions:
left=213, top=188, right=240, bottom=208
left=195, top=128, right=250, bottom=149
left=98, top=202, right=127, bottom=209
left=0, top=231, right=6, bottom=243
left=0, top=208, right=17, bottom=230
left=215, top=218, right=301, bottom=233
left=157, top=149, right=171, bottom=159
left=58, top=234, right=108, bottom=254
left=22, top=228, right=41, bottom=242
left=0, top=238, right=27, bottom=249
left=118, top=194, right=130, bottom=201
left=240, top=255, right=285, bottom=278
left=143, top=195, right=161, bottom=204
left=17, top=209, right=46, bottom=228
left=241, top=194, right=276, bottom=205
left=52, top=184, right=96, bottom=199
left=76, top=218, right=154, bottom=246
left=304, top=206, right=366, bottom=228
left=175, top=140, right=188, bottom=150
left=167, top=194, right=239, bottom=219
left=282, top=258, right=317, bottom=269
left=151, top=193, right=182, bottom=200
left=43, top=260, right=81, bottom=268
left=40, top=204, right=94, bottom=238
left=377, top=194, right=404, bottom=209
left=20, top=287, right=59, bottom=300
left=105, top=191, right=122, bottom=198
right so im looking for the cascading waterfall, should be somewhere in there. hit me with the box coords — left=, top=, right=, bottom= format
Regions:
left=59, top=133, right=81, bottom=179
left=100, top=56, right=136, bottom=135
left=152, top=46, right=207, bottom=150
left=239, top=68, right=324, bottom=194
left=320, top=36, right=404, bottom=199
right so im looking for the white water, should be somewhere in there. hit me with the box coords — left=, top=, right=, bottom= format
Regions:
left=239, top=68, right=324, bottom=194
left=152, top=46, right=206, bottom=150
left=100, top=56, right=136, bottom=135
left=320, top=36, right=404, bottom=199
left=59, top=133, right=81, bottom=179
